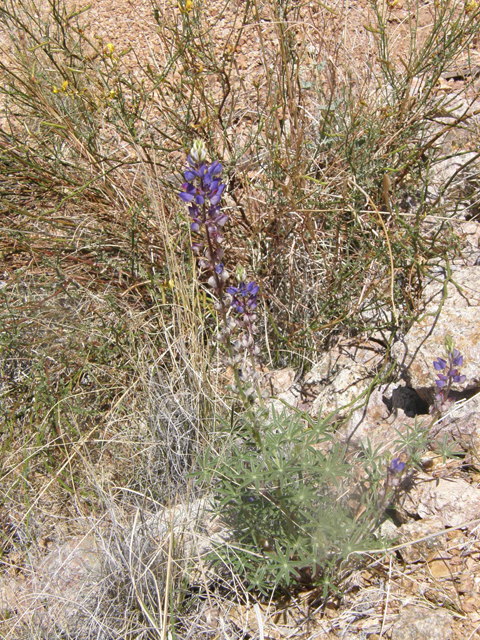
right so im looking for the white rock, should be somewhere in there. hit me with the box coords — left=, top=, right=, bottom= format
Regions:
left=404, top=477, right=480, bottom=528
left=337, top=384, right=425, bottom=448
left=392, top=266, right=480, bottom=400
left=396, top=516, right=445, bottom=564
left=391, top=606, right=453, bottom=640
left=305, top=343, right=384, bottom=419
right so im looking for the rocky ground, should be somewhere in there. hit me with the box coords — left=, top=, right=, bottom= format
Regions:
left=1, top=192, right=479, bottom=638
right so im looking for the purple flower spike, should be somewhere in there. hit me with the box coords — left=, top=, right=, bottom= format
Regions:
left=432, top=345, right=466, bottom=416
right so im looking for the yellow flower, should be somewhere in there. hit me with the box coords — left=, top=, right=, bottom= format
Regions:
left=466, top=0, right=478, bottom=12
left=105, top=43, right=114, bottom=56
left=62, top=80, right=68, bottom=92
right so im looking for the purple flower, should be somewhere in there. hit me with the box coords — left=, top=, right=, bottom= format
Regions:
left=389, top=458, right=405, bottom=474
left=179, top=190, right=194, bottom=203
left=432, top=345, right=467, bottom=414
left=228, top=281, right=259, bottom=316
left=435, top=374, right=448, bottom=388
left=184, top=169, right=197, bottom=181
left=433, top=357, right=447, bottom=371
left=209, top=160, right=222, bottom=176
left=452, top=350, right=463, bottom=367
left=178, top=150, right=227, bottom=235
left=191, top=242, right=202, bottom=254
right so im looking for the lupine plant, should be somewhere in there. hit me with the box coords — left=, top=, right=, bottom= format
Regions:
left=432, top=337, right=466, bottom=415
left=179, top=141, right=263, bottom=401
left=200, top=407, right=384, bottom=596
left=179, top=141, right=412, bottom=597
left=179, top=145, right=463, bottom=599
left=374, top=340, right=467, bottom=511
left=376, top=457, right=407, bottom=512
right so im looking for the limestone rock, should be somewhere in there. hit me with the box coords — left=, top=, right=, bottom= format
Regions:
left=392, top=266, right=480, bottom=401
left=339, top=384, right=424, bottom=448
left=391, top=606, right=452, bottom=640
left=304, top=342, right=384, bottom=419
left=146, top=497, right=231, bottom=584
left=264, top=367, right=296, bottom=395
left=396, top=516, right=445, bottom=564
left=404, top=477, right=480, bottom=528
left=428, top=391, right=480, bottom=459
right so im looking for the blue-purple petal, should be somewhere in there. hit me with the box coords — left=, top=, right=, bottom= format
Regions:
left=216, top=214, right=228, bottom=226
left=210, top=161, right=222, bottom=175
left=433, top=358, right=447, bottom=370
left=390, top=458, right=405, bottom=474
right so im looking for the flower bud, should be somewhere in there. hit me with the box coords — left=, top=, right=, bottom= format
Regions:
left=190, top=139, right=207, bottom=164
left=235, top=264, right=247, bottom=282
left=444, top=334, right=454, bottom=355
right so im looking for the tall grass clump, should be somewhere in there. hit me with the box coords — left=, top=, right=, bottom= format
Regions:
left=1, top=0, right=480, bottom=635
